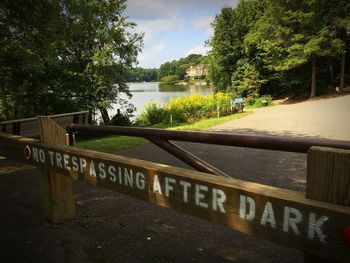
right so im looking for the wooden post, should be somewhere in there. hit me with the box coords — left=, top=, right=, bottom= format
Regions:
left=305, top=146, right=350, bottom=262
left=38, top=117, right=76, bottom=223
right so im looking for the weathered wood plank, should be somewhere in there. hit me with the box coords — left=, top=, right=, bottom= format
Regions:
left=0, top=111, right=89, bottom=125
left=37, top=117, right=76, bottom=223
left=305, top=146, right=350, bottom=262
left=306, top=147, right=350, bottom=206
left=0, top=133, right=350, bottom=262
left=0, top=111, right=89, bottom=137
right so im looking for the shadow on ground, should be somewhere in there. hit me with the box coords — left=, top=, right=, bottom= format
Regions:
left=0, top=168, right=303, bottom=263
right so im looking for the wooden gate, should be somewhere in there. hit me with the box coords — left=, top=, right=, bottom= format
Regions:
left=0, top=117, right=349, bottom=262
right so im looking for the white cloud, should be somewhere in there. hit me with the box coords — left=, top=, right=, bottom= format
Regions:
left=151, top=42, right=164, bottom=53
left=185, top=45, right=211, bottom=56
left=192, top=14, right=214, bottom=36
left=192, top=15, right=213, bottom=30
left=133, top=15, right=184, bottom=43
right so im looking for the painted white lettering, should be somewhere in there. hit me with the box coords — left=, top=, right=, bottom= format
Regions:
left=118, top=167, right=122, bottom=184
left=153, top=174, right=162, bottom=194
left=55, top=152, right=63, bottom=168
left=165, top=177, right=176, bottom=197
left=72, top=156, right=78, bottom=171
left=98, top=163, right=106, bottom=179
left=89, top=160, right=96, bottom=177
left=48, top=151, right=54, bottom=165
left=308, top=213, right=328, bottom=243
left=260, top=202, right=276, bottom=228
left=195, top=184, right=208, bottom=209
left=124, top=168, right=133, bottom=187
left=239, top=195, right=256, bottom=221
left=63, top=154, right=71, bottom=170
left=180, top=181, right=191, bottom=203
left=39, top=149, right=45, bottom=163
left=32, top=148, right=39, bottom=162
left=136, top=172, right=145, bottom=190
left=283, top=207, right=302, bottom=235
left=212, top=188, right=226, bottom=213
left=79, top=158, right=87, bottom=173
left=108, top=165, right=116, bottom=182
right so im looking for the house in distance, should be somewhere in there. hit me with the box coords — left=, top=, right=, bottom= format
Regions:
left=186, top=64, right=208, bottom=80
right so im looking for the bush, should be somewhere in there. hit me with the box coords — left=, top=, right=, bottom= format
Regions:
left=136, top=101, right=168, bottom=126
left=110, top=109, right=132, bottom=126
left=136, top=92, right=234, bottom=126
left=160, top=75, right=179, bottom=83
left=244, top=95, right=272, bottom=108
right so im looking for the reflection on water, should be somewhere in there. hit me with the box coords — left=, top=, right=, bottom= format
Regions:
left=111, top=82, right=214, bottom=117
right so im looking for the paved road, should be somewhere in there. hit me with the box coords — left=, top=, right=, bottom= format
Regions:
left=114, top=94, right=350, bottom=262
left=210, top=94, right=350, bottom=140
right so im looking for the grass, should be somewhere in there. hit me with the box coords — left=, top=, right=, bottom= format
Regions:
left=244, top=102, right=276, bottom=109
left=76, top=111, right=253, bottom=153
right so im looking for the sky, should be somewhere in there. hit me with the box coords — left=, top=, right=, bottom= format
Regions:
left=124, top=0, right=239, bottom=69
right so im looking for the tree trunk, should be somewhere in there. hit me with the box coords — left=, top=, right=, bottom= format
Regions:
left=329, top=57, right=334, bottom=84
left=0, top=85, right=10, bottom=120
left=88, top=109, right=93, bottom=124
left=310, top=54, right=317, bottom=98
left=99, top=107, right=110, bottom=124
left=340, top=51, right=346, bottom=91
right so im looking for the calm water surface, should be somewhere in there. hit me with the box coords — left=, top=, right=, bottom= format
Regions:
left=111, top=82, right=214, bottom=117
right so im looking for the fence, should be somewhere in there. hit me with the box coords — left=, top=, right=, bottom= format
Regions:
left=0, top=111, right=89, bottom=137
left=0, top=117, right=349, bottom=262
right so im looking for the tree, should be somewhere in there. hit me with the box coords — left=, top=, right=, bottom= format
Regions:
left=158, top=54, right=205, bottom=81
left=0, top=0, right=143, bottom=122
left=246, top=0, right=348, bottom=97
left=208, top=0, right=263, bottom=91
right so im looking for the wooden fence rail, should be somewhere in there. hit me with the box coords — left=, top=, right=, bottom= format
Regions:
left=0, top=131, right=349, bottom=262
left=0, top=111, right=89, bottom=138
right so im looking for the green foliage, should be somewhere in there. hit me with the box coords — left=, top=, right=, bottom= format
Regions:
left=124, top=68, right=158, bottom=82
left=208, top=0, right=350, bottom=98
left=136, top=92, right=235, bottom=126
left=160, top=75, right=179, bottom=84
left=0, top=0, right=143, bottom=121
left=244, top=95, right=272, bottom=108
left=208, top=1, right=263, bottom=90
left=158, top=54, right=206, bottom=81
left=232, top=59, right=267, bottom=97
left=136, top=101, right=168, bottom=126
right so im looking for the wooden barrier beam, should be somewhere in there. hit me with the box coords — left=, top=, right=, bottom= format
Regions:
left=0, top=133, right=350, bottom=262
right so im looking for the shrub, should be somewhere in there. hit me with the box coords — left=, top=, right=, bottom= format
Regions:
left=136, top=92, right=234, bottom=125
left=110, top=109, right=132, bottom=126
left=160, top=75, right=179, bottom=83
left=136, top=101, right=168, bottom=126
left=244, top=95, right=272, bottom=108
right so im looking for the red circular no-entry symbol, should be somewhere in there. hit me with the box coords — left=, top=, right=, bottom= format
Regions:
left=24, top=145, right=31, bottom=159
left=344, top=225, right=350, bottom=247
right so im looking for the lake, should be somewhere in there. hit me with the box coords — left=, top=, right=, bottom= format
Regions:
left=110, top=82, right=214, bottom=117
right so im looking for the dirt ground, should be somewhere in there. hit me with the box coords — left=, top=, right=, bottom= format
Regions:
left=1, top=95, right=349, bottom=262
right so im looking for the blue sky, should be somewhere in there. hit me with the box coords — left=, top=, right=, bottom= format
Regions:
left=125, top=0, right=239, bottom=68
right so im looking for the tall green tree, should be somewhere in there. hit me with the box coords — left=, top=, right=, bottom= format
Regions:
left=208, top=0, right=263, bottom=91
left=246, top=0, right=348, bottom=97
left=0, top=0, right=143, bottom=122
